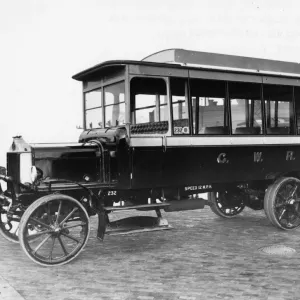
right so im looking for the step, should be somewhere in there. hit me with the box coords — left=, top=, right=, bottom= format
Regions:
left=105, top=216, right=172, bottom=236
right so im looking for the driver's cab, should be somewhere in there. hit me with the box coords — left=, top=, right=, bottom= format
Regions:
left=76, top=63, right=173, bottom=139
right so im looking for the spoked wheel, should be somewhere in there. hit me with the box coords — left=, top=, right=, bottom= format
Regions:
left=19, top=194, right=90, bottom=266
left=264, top=177, right=300, bottom=230
left=0, top=207, right=22, bottom=243
left=208, top=191, right=245, bottom=218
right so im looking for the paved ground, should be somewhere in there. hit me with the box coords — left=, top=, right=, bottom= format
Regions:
left=0, top=206, right=300, bottom=300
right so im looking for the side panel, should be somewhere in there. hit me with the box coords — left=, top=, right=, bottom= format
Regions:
left=130, top=142, right=300, bottom=189
left=161, top=145, right=299, bottom=186
left=131, top=148, right=164, bottom=188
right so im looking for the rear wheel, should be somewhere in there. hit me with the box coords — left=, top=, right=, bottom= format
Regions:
left=19, top=194, right=90, bottom=266
left=264, top=177, right=300, bottom=230
left=208, top=191, right=245, bottom=218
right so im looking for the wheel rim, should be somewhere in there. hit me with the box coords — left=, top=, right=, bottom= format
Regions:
left=215, top=192, right=245, bottom=216
left=273, top=180, right=300, bottom=229
left=0, top=208, right=21, bottom=243
left=21, top=198, right=89, bottom=265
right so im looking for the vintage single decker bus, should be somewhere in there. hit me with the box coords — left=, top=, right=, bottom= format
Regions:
left=1, top=49, right=300, bottom=266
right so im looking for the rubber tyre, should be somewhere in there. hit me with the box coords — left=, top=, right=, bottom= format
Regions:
left=19, top=194, right=90, bottom=266
left=264, top=177, right=300, bottom=230
left=208, top=191, right=245, bottom=218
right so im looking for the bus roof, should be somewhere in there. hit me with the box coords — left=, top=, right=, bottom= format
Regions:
left=72, top=48, right=300, bottom=81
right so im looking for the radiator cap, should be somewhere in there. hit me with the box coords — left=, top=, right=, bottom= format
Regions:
left=9, top=136, right=32, bottom=153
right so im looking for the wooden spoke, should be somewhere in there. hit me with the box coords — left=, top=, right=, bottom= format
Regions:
left=46, top=202, right=52, bottom=225
left=29, top=217, right=52, bottom=230
left=48, top=236, right=56, bottom=261
left=284, top=210, right=294, bottom=224
left=283, top=185, right=289, bottom=197
left=276, top=193, right=286, bottom=203
left=60, top=232, right=80, bottom=243
left=57, top=235, right=68, bottom=256
left=65, top=217, right=81, bottom=222
left=275, top=203, right=285, bottom=209
left=32, top=234, right=52, bottom=254
left=278, top=208, right=287, bottom=221
left=59, top=207, right=78, bottom=226
left=27, top=230, right=53, bottom=241
left=63, top=222, right=86, bottom=230
left=56, top=201, right=62, bottom=225
left=289, top=184, right=298, bottom=198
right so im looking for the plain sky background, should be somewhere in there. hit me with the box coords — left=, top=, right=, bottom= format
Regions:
left=0, top=0, right=300, bottom=167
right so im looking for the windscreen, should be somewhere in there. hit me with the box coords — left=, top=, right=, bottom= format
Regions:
left=85, top=81, right=125, bottom=129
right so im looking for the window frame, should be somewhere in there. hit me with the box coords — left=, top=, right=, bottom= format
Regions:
left=129, top=75, right=171, bottom=134
left=170, top=77, right=192, bottom=136
left=228, top=81, right=264, bottom=135
left=262, top=83, right=295, bottom=135
left=294, top=86, right=300, bottom=134
left=103, top=80, right=126, bottom=128
left=188, top=77, right=229, bottom=136
left=84, top=87, right=103, bottom=130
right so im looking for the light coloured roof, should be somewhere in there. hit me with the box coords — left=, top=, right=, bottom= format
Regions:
left=73, top=49, right=300, bottom=81
left=142, top=49, right=300, bottom=76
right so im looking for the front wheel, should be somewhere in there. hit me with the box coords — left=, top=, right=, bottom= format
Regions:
left=264, top=177, right=300, bottom=230
left=19, top=194, right=90, bottom=266
left=0, top=208, right=22, bottom=243
left=208, top=191, right=245, bottom=218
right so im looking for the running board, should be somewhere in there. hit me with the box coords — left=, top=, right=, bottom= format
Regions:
left=104, top=202, right=170, bottom=212
left=105, top=215, right=172, bottom=236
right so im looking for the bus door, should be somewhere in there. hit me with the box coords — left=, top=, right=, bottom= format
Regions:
left=129, top=76, right=169, bottom=188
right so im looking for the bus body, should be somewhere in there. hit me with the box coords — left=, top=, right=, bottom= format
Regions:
left=1, top=49, right=300, bottom=266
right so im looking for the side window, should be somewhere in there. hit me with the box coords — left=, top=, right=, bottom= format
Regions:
left=263, top=84, right=293, bottom=135
left=229, top=82, right=262, bottom=135
left=295, top=87, right=300, bottom=134
left=171, top=78, right=190, bottom=135
left=190, top=79, right=228, bottom=135
left=130, top=77, right=168, bottom=134
left=85, top=88, right=102, bottom=129
left=104, top=82, right=125, bottom=127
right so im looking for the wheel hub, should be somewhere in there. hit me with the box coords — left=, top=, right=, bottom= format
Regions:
left=50, top=224, right=62, bottom=236
left=288, top=198, right=296, bottom=205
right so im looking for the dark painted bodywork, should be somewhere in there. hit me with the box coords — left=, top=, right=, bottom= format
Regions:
left=130, top=144, right=300, bottom=190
